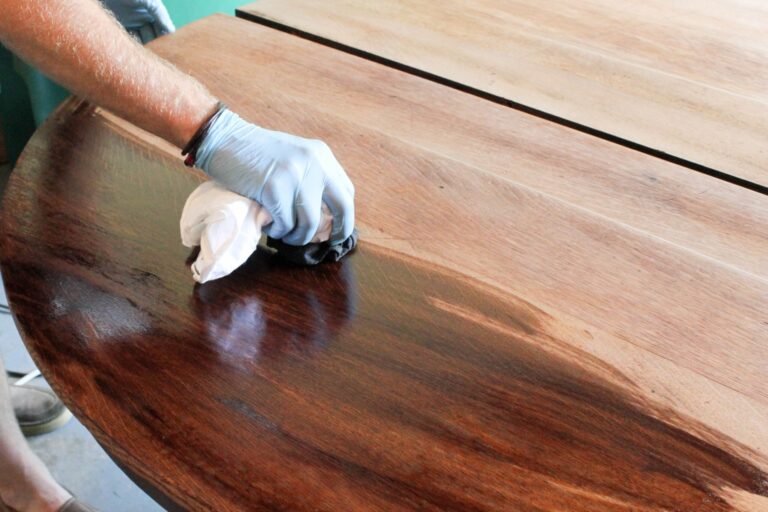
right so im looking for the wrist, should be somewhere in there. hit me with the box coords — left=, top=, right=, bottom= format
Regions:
left=172, top=97, right=219, bottom=149
left=181, top=102, right=228, bottom=167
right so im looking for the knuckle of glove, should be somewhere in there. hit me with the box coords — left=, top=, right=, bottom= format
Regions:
left=300, top=139, right=335, bottom=167
left=259, top=174, right=293, bottom=220
left=292, top=204, right=322, bottom=246
left=308, top=139, right=332, bottom=156
left=263, top=201, right=293, bottom=239
left=279, top=144, right=313, bottom=180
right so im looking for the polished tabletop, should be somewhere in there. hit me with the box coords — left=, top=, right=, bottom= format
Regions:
left=1, top=14, right=767, bottom=511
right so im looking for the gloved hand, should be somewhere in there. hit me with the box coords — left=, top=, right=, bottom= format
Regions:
left=194, top=108, right=356, bottom=246
left=102, top=0, right=175, bottom=42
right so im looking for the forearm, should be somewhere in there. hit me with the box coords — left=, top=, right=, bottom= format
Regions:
left=0, top=0, right=216, bottom=147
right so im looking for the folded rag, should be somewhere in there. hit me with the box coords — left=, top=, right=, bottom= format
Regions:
left=180, top=181, right=334, bottom=283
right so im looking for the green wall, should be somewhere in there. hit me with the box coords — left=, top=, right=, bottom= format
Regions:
left=165, top=0, right=245, bottom=28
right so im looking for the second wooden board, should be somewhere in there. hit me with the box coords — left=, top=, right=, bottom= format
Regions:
left=238, top=0, right=768, bottom=189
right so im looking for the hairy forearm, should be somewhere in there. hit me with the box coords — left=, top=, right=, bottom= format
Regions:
left=0, top=0, right=217, bottom=147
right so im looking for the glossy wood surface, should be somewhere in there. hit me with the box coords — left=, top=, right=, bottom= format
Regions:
left=238, top=0, right=768, bottom=188
left=2, top=15, right=768, bottom=511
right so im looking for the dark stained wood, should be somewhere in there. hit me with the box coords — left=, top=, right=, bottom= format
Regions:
left=237, top=0, right=768, bottom=190
left=2, top=15, right=768, bottom=511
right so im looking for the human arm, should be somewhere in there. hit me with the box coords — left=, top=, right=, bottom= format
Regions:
left=0, top=0, right=355, bottom=244
left=0, top=0, right=214, bottom=147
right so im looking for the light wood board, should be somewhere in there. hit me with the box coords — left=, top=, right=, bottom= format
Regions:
left=238, top=0, right=768, bottom=189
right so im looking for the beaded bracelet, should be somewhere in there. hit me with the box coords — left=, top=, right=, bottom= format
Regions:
left=181, top=102, right=227, bottom=167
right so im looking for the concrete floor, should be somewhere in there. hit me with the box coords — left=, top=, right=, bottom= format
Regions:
left=0, top=162, right=164, bottom=510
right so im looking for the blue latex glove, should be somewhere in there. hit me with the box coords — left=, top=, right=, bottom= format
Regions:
left=101, top=0, right=175, bottom=43
left=195, top=109, right=356, bottom=246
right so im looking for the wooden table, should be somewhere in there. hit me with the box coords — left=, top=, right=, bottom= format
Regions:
left=238, top=0, right=768, bottom=190
left=2, top=14, right=767, bottom=511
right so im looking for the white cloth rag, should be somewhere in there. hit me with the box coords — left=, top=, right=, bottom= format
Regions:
left=180, top=181, right=333, bottom=283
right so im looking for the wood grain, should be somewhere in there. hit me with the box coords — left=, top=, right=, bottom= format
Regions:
left=234, top=3, right=768, bottom=279
left=238, top=0, right=768, bottom=188
left=2, top=15, right=768, bottom=511
left=146, top=16, right=768, bottom=405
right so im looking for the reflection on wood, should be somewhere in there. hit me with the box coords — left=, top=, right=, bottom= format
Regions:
left=238, top=0, right=768, bottom=187
left=1, top=15, right=767, bottom=511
